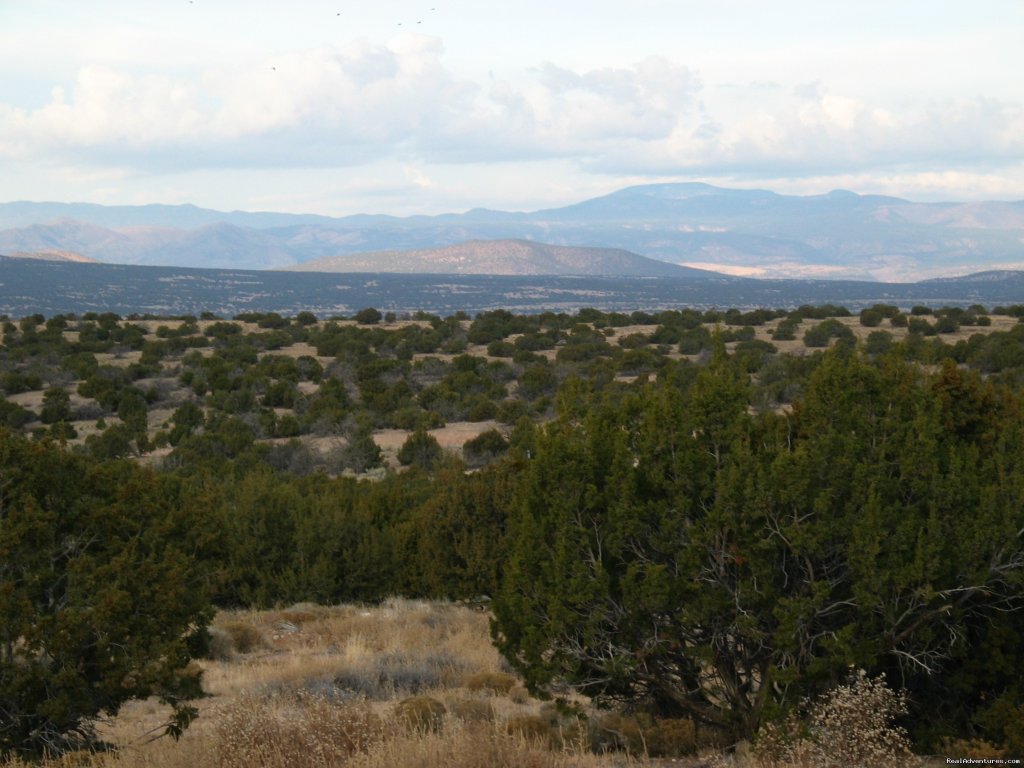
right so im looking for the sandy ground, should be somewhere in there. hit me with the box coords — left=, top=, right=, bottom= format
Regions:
left=373, top=420, right=504, bottom=450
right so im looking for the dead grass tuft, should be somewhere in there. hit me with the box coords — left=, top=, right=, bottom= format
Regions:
left=394, top=696, right=447, bottom=733
left=347, top=720, right=611, bottom=768
left=215, top=689, right=385, bottom=768
left=446, top=696, right=496, bottom=723
left=214, top=619, right=265, bottom=655
left=464, top=670, right=517, bottom=695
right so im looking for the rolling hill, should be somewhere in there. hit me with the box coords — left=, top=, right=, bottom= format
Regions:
left=282, top=239, right=713, bottom=277
left=1, top=183, right=1022, bottom=280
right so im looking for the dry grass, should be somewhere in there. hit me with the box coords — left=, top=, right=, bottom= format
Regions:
left=0, top=598, right=641, bottom=768
left=1, top=601, right=935, bottom=768
left=93, top=350, right=144, bottom=368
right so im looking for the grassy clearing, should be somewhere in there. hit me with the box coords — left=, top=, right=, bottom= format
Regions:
left=0, top=600, right=630, bottom=768
left=1, top=598, right=947, bottom=768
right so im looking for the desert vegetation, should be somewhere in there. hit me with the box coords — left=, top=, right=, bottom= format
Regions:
left=0, top=599, right=952, bottom=768
left=2, top=304, right=1024, bottom=763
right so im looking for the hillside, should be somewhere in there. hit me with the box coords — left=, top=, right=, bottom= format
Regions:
left=282, top=239, right=710, bottom=277
left=4, top=249, right=97, bottom=263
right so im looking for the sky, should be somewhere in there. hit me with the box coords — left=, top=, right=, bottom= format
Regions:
left=1, top=0, right=1022, bottom=216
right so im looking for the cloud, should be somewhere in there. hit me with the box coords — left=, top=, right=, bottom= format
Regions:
left=1, top=39, right=1022, bottom=197
left=579, top=85, right=1024, bottom=181
left=0, top=36, right=473, bottom=168
left=0, top=45, right=706, bottom=170
left=424, top=56, right=703, bottom=164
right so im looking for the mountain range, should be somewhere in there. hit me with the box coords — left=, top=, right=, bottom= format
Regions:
left=1, top=183, right=1023, bottom=281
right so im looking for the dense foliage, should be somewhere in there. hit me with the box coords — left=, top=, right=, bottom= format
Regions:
left=3, top=305, right=1024, bottom=754
left=492, top=349, right=1024, bottom=744
left=0, top=433, right=214, bottom=757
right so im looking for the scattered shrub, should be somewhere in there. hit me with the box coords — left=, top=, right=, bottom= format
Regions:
left=394, top=696, right=447, bottom=733
left=486, top=340, right=515, bottom=357
left=354, top=308, right=383, bottom=325
left=218, top=620, right=266, bottom=654
left=397, top=428, right=444, bottom=470
left=206, top=626, right=238, bottom=661
left=908, top=316, right=936, bottom=336
left=859, top=308, right=883, bottom=327
left=862, top=329, right=892, bottom=354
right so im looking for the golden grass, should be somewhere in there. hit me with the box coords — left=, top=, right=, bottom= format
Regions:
left=1, top=598, right=934, bottom=768
left=8, top=599, right=640, bottom=768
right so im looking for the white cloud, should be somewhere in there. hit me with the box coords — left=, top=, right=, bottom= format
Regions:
left=0, top=46, right=706, bottom=170
left=1, top=9, right=1023, bottom=209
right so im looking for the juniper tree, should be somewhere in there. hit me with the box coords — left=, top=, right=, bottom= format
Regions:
left=492, top=350, right=1024, bottom=744
left=0, top=432, right=214, bottom=758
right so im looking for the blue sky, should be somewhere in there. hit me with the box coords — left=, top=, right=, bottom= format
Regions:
left=1, top=0, right=1022, bottom=215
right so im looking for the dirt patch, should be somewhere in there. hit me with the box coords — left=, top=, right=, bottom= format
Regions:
left=95, top=350, right=143, bottom=367
left=373, top=420, right=504, bottom=451
left=258, top=342, right=328, bottom=361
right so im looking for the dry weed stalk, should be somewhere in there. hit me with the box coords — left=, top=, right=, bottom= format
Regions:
left=752, top=670, right=917, bottom=768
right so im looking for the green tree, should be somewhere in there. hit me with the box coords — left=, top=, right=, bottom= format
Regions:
left=397, top=428, right=443, bottom=471
left=0, top=432, right=213, bottom=757
left=340, top=415, right=383, bottom=473
left=493, top=350, right=1024, bottom=744
left=354, top=307, right=383, bottom=325
left=169, top=402, right=205, bottom=446
left=39, top=387, right=71, bottom=425
left=0, top=399, right=33, bottom=430
left=462, top=428, right=509, bottom=468
left=405, top=463, right=516, bottom=598
left=859, top=308, right=883, bottom=327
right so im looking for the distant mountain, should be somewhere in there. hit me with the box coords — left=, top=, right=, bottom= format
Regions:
left=1, top=184, right=1023, bottom=280
left=284, top=239, right=712, bottom=277
left=0, top=220, right=301, bottom=270
left=0, top=201, right=348, bottom=231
